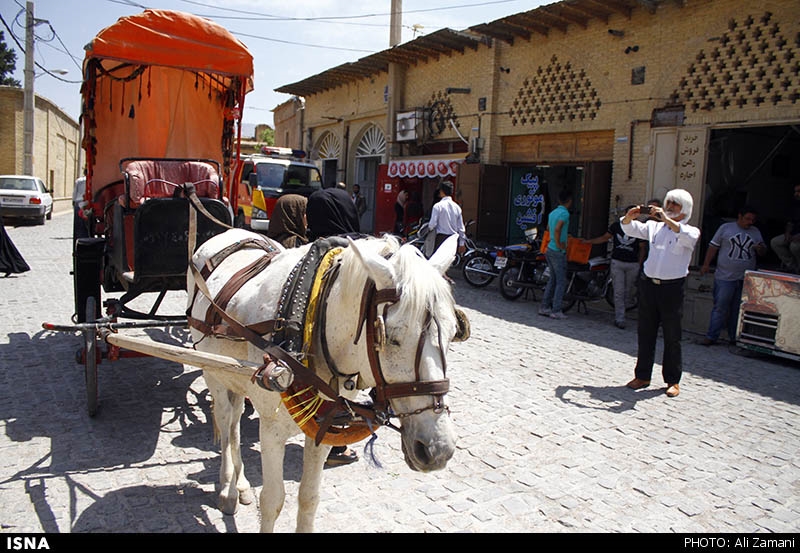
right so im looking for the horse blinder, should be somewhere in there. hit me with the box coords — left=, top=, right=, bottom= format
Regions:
left=453, top=308, right=470, bottom=342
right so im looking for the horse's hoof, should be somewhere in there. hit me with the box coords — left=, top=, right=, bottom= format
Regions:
left=218, top=495, right=240, bottom=515
left=238, top=488, right=255, bottom=505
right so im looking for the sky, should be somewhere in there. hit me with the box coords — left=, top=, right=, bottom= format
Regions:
left=1, top=0, right=548, bottom=130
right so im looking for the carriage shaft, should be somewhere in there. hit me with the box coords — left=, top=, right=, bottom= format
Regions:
left=104, top=332, right=261, bottom=378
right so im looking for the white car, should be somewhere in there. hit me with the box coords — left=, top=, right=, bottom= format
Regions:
left=0, top=175, right=54, bottom=225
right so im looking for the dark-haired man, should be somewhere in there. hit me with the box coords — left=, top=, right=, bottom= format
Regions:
left=538, top=188, right=573, bottom=320
left=427, top=181, right=466, bottom=255
left=700, top=206, right=766, bottom=346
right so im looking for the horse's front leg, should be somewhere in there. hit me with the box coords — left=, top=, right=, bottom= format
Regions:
left=258, top=421, right=290, bottom=533
left=296, top=437, right=332, bottom=533
left=206, top=377, right=249, bottom=515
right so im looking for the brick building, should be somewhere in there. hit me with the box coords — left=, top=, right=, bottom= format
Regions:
left=0, top=86, right=81, bottom=208
left=275, top=0, right=799, bottom=248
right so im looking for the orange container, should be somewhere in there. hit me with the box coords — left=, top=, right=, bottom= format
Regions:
left=567, top=237, right=592, bottom=263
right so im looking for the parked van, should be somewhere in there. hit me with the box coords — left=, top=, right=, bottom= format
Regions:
left=234, top=147, right=322, bottom=232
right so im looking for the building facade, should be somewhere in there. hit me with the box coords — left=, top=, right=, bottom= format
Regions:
left=0, top=86, right=81, bottom=208
left=275, top=0, right=799, bottom=252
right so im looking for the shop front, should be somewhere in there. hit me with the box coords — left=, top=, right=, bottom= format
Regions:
left=375, top=155, right=467, bottom=236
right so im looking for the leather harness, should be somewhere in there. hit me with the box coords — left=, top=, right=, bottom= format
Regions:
left=182, top=184, right=455, bottom=446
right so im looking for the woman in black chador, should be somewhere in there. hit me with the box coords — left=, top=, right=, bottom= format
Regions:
left=0, top=214, right=31, bottom=277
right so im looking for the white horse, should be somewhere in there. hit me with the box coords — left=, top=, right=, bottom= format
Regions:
left=186, top=228, right=461, bottom=532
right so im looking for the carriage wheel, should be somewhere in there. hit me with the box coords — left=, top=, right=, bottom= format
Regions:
left=84, top=296, right=99, bottom=417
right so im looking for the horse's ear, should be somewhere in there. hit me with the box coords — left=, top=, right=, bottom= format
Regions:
left=346, top=237, right=396, bottom=289
left=428, top=234, right=458, bottom=275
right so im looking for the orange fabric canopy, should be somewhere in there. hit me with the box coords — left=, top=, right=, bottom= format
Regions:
left=85, top=9, right=253, bottom=81
left=81, top=10, right=254, bottom=204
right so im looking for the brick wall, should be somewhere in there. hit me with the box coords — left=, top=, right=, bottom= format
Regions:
left=277, top=0, right=800, bottom=214
left=0, top=86, right=81, bottom=206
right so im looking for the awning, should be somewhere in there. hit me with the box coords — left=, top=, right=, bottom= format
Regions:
left=387, top=155, right=466, bottom=179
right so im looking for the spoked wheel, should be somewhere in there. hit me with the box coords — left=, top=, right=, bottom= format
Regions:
left=83, top=296, right=99, bottom=417
left=561, top=274, right=579, bottom=313
left=605, top=280, right=639, bottom=311
left=499, top=266, right=525, bottom=300
left=462, top=253, right=496, bottom=287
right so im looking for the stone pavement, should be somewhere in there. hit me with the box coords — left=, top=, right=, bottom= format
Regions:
left=1, top=212, right=798, bottom=533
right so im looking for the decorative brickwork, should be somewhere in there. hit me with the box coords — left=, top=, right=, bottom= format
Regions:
left=670, top=11, right=800, bottom=112
left=425, top=91, right=459, bottom=137
left=510, top=55, right=601, bottom=127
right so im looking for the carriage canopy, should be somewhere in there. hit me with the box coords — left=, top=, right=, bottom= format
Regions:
left=81, top=9, right=254, bottom=207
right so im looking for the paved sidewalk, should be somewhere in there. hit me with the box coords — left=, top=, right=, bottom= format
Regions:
left=0, top=212, right=798, bottom=533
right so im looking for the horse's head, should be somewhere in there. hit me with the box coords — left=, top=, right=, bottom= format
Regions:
left=334, top=234, right=462, bottom=472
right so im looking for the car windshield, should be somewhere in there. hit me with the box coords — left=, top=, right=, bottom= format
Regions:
left=0, top=178, right=37, bottom=191
left=255, top=164, right=321, bottom=190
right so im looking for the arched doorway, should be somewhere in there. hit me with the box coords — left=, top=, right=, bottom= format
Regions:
left=316, top=131, right=342, bottom=189
left=354, top=124, right=386, bottom=233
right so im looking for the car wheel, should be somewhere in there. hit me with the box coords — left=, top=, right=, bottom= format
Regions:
left=46, top=207, right=52, bottom=220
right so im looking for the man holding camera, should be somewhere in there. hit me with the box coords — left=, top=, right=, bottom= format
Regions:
left=620, top=190, right=700, bottom=398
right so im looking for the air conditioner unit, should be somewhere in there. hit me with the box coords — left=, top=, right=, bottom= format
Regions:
left=396, top=110, right=421, bottom=142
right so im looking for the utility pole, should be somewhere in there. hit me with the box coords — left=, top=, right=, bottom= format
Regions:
left=386, top=0, right=404, bottom=158
left=23, top=1, right=35, bottom=175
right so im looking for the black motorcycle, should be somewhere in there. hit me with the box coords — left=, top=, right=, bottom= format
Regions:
left=496, top=228, right=550, bottom=300
left=561, top=256, right=639, bottom=313
left=461, top=239, right=503, bottom=288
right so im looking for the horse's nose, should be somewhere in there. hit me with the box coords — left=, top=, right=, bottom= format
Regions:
left=413, top=439, right=434, bottom=466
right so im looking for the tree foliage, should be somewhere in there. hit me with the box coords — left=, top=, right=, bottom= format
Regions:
left=0, top=31, right=22, bottom=87
left=259, top=126, right=275, bottom=146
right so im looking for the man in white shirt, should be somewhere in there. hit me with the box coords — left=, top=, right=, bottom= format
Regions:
left=620, top=189, right=700, bottom=398
left=427, top=181, right=466, bottom=255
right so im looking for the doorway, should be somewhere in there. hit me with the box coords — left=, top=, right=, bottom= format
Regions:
left=702, top=124, right=800, bottom=268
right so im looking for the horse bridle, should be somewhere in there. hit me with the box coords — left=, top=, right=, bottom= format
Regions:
left=316, top=259, right=454, bottom=424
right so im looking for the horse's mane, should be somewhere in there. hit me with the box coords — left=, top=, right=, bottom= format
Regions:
left=338, top=235, right=455, bottom=324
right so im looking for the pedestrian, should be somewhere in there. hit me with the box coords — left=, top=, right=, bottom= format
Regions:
left=0, top=213, right=31, bottom=277
left=426, top=181, right=466, bottom=255
left=538, top=188, right=573, bottom=320
left=73, top=175, right=90, bottom=240
left=768, top=182, right=800, bottom=272
left=266, top=194, right=308, bottom=248
left=394, top=189, right=409, bottom=235
left=351, top=184, right=366, bottom=218
left=582, top=205, right=644, bottom=329
left=699, top=205, right=766, bottom=346
left=306, top=186, right=360, bottom=241
left=621, top=189, right=700, bottom=398
left=303, top=186, right=360, bottom=467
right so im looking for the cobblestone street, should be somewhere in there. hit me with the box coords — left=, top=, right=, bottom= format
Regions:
left=1, top=211, right=798, bottom=533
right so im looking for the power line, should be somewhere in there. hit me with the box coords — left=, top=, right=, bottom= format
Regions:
left=178, top=0, right=523, bottom=22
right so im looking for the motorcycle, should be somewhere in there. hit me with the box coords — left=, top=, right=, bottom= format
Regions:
left=561, top=256, right=639, bottom=314
left=407, top=219, right=474, bottom=269
left=496, top=228, right=550, bottom=300
left=461, top=235, right=504, bottom=288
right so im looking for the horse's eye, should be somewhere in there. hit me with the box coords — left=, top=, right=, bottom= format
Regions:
left=388, top=337, right=401, bottom=347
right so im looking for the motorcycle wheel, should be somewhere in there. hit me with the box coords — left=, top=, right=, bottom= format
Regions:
left=499, top=265, right=525, bottom=300
left=462, top=253, right=496, bottom=287
left=605, top=280, right=639, bottom=311
left=561, top=273, right=579, bottom=313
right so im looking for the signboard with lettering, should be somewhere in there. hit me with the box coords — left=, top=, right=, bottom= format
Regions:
left=508, top=167, right=547, bottom=245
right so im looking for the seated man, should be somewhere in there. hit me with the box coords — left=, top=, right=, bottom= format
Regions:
left=769, top=183, right=800, bottom=272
